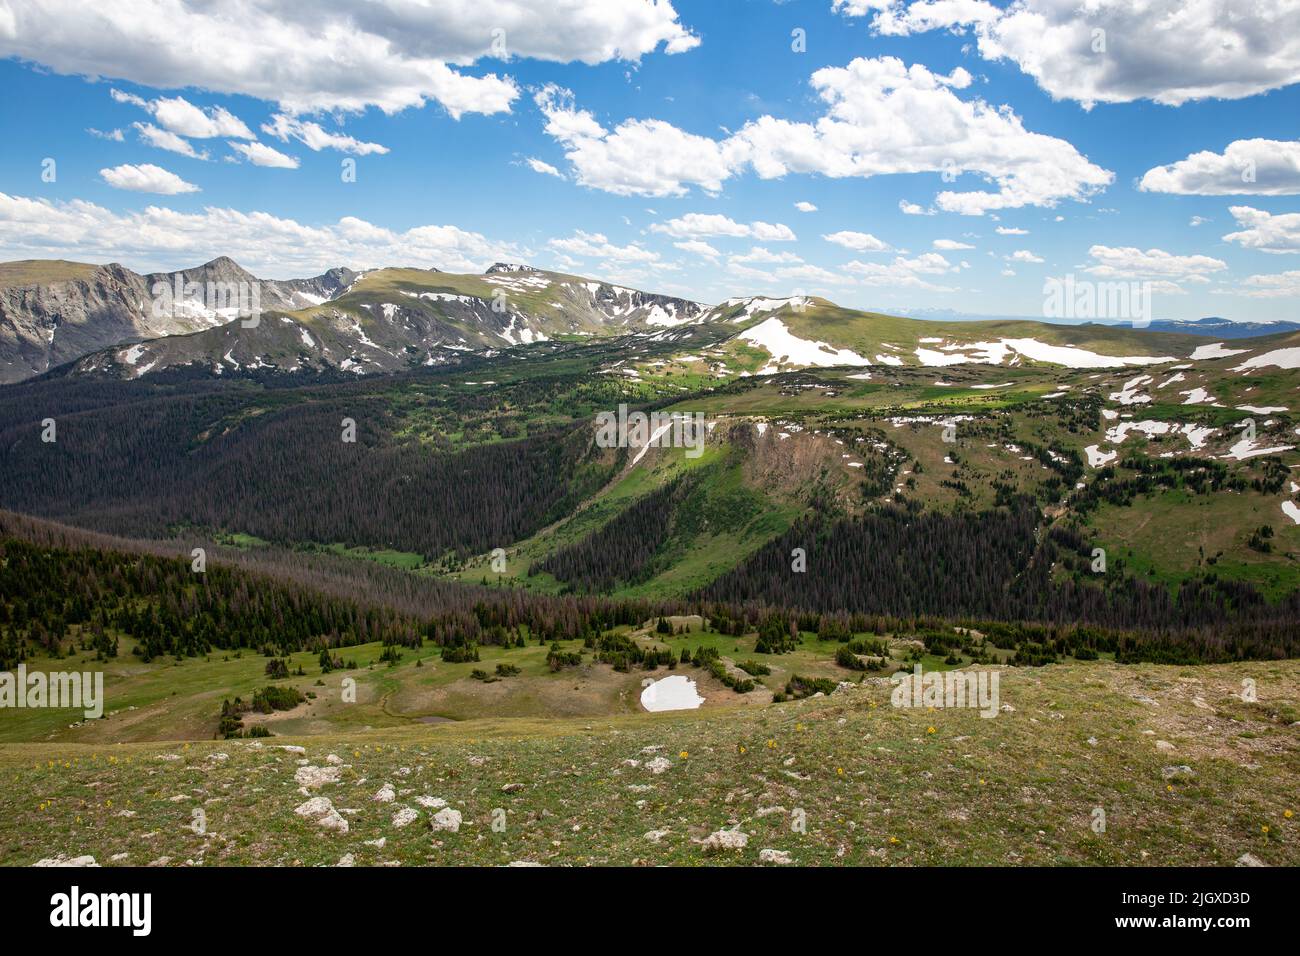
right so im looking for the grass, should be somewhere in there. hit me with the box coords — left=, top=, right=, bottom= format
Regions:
left=1, top=659, right=1294, bottom=866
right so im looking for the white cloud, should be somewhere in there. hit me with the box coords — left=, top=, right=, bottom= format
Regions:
left=674, top=239, right=721, bottom=260
left=844, top=251, right=957, bottom=290
left=794, top=201, right=818, bottom=212
left=99, top=163, right=199, bottom=195
left=651, top=213, right=796, bottom=241
left=535, top=85, right=737, bottom=197
left=731, top=247, right=803, bottom=265
left=995, top=226, right=1028, bottom=235
left=1009, top=249, right=1043, bottom=263
left=133, top=122, right=207, bottom=159
left=0, top=192, right=526, bottom=276
left=846, top=1, right=1300, bottom=108
left=525, top=158, right=564, bottom=178
left=1140, top=139, right=1300, bottom=196
left=228, top=141, right=299, bottom=169
left=537, top=58, right=1110, bottom=213
left=1222, top=206, right=1300, bottom=254
left=262, top=115, right=389, bottom=156
left=1237, top=269, right=1300, bottom=298
left=1189, top=216, right=1211, bottom=227
left=3, top=1, right=697, bottom=116
left=548, top=230, right=659, bottom=262
left=823, top=230, right=889, bottom=252
left=87, top=127, right=124, bottom=142
left=1084, top=245, right=1227, bottom=279
left=898, top=200, right=932, bottom=215
left=933, top=238, right=974, bottom=251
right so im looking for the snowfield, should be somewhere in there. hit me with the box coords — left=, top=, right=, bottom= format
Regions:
left=738, top=317, right=872, bottom=373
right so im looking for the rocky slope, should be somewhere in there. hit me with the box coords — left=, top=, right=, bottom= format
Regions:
left=0, top=257, right=355, bottom=383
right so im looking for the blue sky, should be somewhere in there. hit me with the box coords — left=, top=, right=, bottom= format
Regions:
left=0, top=0, right=1298, bottom=322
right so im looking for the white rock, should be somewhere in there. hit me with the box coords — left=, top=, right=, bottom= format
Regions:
left=295, top=797, right=349, bottom=833
left=645, top=756, right=672, bottom=774
left=373, top=783, right=396, bottom=803
left=431, top=808, right=463, bottom=833
left=33, top=855, right=99, bottom=867
left=391, top=807, right=419, bottom=828
left=698, top=828, right=749, bottom=851
left=759, top=848, right=793, bottom=865
left=414, top=795, right=447, bottom=809
left=295, top=765, right=341, bottom=789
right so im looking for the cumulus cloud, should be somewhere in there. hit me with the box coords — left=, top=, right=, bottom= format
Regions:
left=1222, top=206, right=1300, bottom=254
left=2, top=1, right=697, bottom=117
left=548, top=230, right=659, bottom=262
left=842, top=0, right=1300, bottom=107
left=87, top=127, right=124, bottom=142
left=99, top=163, right=199, bottom=195
left=525, top=158, right=565, bottom=178
left=110, top=89, right=254, bottom=139
left=228, top=141, right=300, bottom=169
left=1237, top=269, right=1300, bottom=298
left=0, top=192, right=526, bottom=276
left=844, top=251, right=958, bottom=290
left=823, top=230, right=889, bottom=251
left=934, top=238, right=974, bottom=251
left=650, top=213, right=796, bottom=241
left=535, top=85, right=737, bottom=197
left=730, top=247, right=803, bottom=265
left=1084, top=245, right=1227, bottom=279
left=674, top=239, right=721, bottom=260
left=262, top=115, right=389, bottom=156
left=794, top=201, right=818, bottom=212
left=995, top=226, right=1028, bottom=235
left=1009, top=249, right=1043, bottom=263
left=538, top=57, right=1111, bottom=213
left=898, top=200, right=933, bottom=215
left=1140, top=139, right=1300, bottom=196
left=133, top=122, right=207, bottom=159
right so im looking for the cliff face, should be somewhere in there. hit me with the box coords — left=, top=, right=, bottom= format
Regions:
left=0, top=258, right=356, bottom=384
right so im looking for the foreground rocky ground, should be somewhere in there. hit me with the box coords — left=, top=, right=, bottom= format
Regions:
left=2, top=660, right=1296, bottom=867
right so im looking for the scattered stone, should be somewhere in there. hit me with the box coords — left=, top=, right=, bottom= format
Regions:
left=501, top=783, right=525, bottom=794
left=295, top=797, right=349, bottom=833
left=1155, top=740, right=1176, bottom=753
left=325, top=754, right=343, bottom=766
left=391, top=807, right=418, bottom=828
left=373, top=783, right=396, bottom=803
left=414, top=795, right=447, bottom=809
left=755, top=806, right=787, bottom=818
left=644, top=829, right=671, bottom=843
left=364, top=838, right=387, bottom=849
left=336, top=854, right=355, bottom=867
left=295, top=765, right=341, bottom=789
left=278, top=745, right=307, bottom=754
left=697, top=828, right=749, bottom=852
left=645, top=756, right=672, bottom=774
left=1161, top=765, right=1194, bottom=779
left=430, top=808, right=463, bottom=833
left=759, top=848, right=793, bottom=865
left=33, top=855, right=98, bottom=867
left=1236, top=853, right=1267, bottom=867
left=1086, top=737, right=1098, bottom=747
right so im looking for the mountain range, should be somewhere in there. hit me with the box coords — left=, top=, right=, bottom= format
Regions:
left=6, top=256, right=1295, bottom=385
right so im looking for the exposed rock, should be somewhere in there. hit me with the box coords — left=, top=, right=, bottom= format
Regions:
left=294, top=797, right=349, bottom=833
left=430, top=808, right=463, bottom=833
left=697, top=828, right=749, bottom=851
left=759, top=848, right=793, bottom=865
